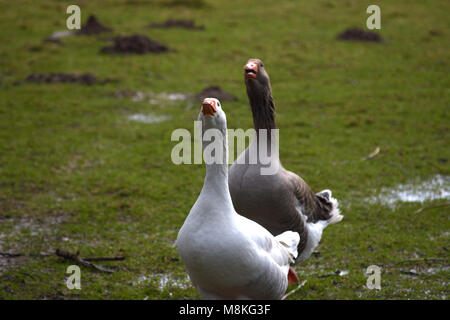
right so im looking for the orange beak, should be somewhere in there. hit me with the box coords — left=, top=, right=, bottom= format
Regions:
left=202, top=99, right=217, bottom=116
left=244, top=60, right=258, bottom=79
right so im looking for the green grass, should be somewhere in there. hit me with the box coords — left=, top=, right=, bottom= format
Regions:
left=0, top=0, right=449, bottom=299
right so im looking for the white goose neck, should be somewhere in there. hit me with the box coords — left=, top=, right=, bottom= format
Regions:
left=202, top=126, right=232, bottom=203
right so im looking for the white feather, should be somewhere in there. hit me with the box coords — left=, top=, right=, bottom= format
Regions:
left=296, top=190, right=342, bottom=263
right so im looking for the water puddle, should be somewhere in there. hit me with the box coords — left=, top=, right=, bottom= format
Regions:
left=367, top=174, right=450, bottom=207
left=128, top=113, right=171, bottom=124
left=133, top=273, right=192, bottom=291
left=129, top=91, right=189, bottom=105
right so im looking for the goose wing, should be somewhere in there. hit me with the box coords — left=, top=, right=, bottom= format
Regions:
left=286, top=170, right=337, bottom=223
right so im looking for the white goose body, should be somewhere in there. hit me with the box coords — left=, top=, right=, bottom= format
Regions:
left=177, top=98, right=299, bottom=300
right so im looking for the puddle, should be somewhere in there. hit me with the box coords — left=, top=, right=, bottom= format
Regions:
left=128, top=113, right=171, bottom=124
left=44, top=30, right=75, bottom=43
left=116, top=87, right=237, bottom=107
left=148, top=93, right=189, bottom=105
left=128, top=91, right=189, bottom=105
left=425, top=266, right=450, bottom=274
left=6, top=213, right=68, bottom=238
left=400, top=266, right=449, bottom=277
left=367, top=175, right=450, bottom=207
left=133, top=273, right=192, bottom=291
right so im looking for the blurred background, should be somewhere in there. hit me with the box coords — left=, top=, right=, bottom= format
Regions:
left=0, top=0, right=448, bottom=299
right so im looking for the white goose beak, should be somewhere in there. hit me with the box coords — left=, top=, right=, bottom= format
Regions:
left=201, top=98, right=217, bottom=116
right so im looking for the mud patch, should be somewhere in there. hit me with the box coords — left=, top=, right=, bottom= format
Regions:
left=77, top=15, right=112, bottom=35
left=150, top=19, right=204, bottom=30
left=10, top=213, right=68, bottom=238
left=0, top=212, right=68, bottom=275
left=194, top=86, right=238, bottom=102
left=101, top=34, right=170, bottom=54
left=337, top=28, right=384, bottom=43
left=24, top=73, right=113, bottom=85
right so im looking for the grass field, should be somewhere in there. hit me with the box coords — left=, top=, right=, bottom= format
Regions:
left=0, top=0, right=448, bottom=299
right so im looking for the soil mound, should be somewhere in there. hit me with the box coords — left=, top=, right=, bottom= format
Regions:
left=337, top=28, right=384, bottom=43
left=150, top=19, right=204, bottom=30
left=25, top=73, right=106, bottom=85
left=101, top=34, right=170, bottom=54
left=77, top=15, right=112, bottom=35
left=194, top=86, right=238, bottom=102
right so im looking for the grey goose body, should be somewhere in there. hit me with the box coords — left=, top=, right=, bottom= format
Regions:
left=228, top=59, right=343, bottom=263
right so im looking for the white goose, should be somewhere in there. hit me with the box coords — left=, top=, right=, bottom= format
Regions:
left=177, top=98, right=300, bottom=300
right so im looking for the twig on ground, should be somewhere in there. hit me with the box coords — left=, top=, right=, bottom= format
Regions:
left=15, top=270, right=41, bottom=280
left=317, top=269, right=349, bottom=278
left=83, top=256, right=126, bottom=262
left=55, top=249, right=116, bottom=273
left=0, top=252, right=23, bottom=257
left=362, top=147, right=380, bottom=160
left=400, top=269, right=419, bottom=276
left=282, top=280, right=307, bottom=300
left=414, top=202, right=450, bottom=214
left=317, top=272, right=335, bottom=278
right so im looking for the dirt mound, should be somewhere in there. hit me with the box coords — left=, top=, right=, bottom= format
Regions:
left=25, top=73, right=110, bottom=85
left=150, top=19, right=204, bottom=30
left=162, top=0, right=208, bottom=8
left=194, top=86, right=238, bottom=102
left=337, top=28, right=384, bottom=43
left=77, top=15, right=112, bottom=35
left=100, top=34, right=170, bottom=54
left=43, top=15, right=111, bottom=44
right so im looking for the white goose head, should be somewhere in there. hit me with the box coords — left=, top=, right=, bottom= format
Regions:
left=198, top=98, right=227, bottom=132
left=198, top=98, right=228, bottom=166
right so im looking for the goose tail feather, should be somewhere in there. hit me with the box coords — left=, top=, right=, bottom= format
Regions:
left=327, top=195, right=343, bottom=225
left=276, top=230, right=300, bottom=262
left=319, top=189, right=343, bottom=226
